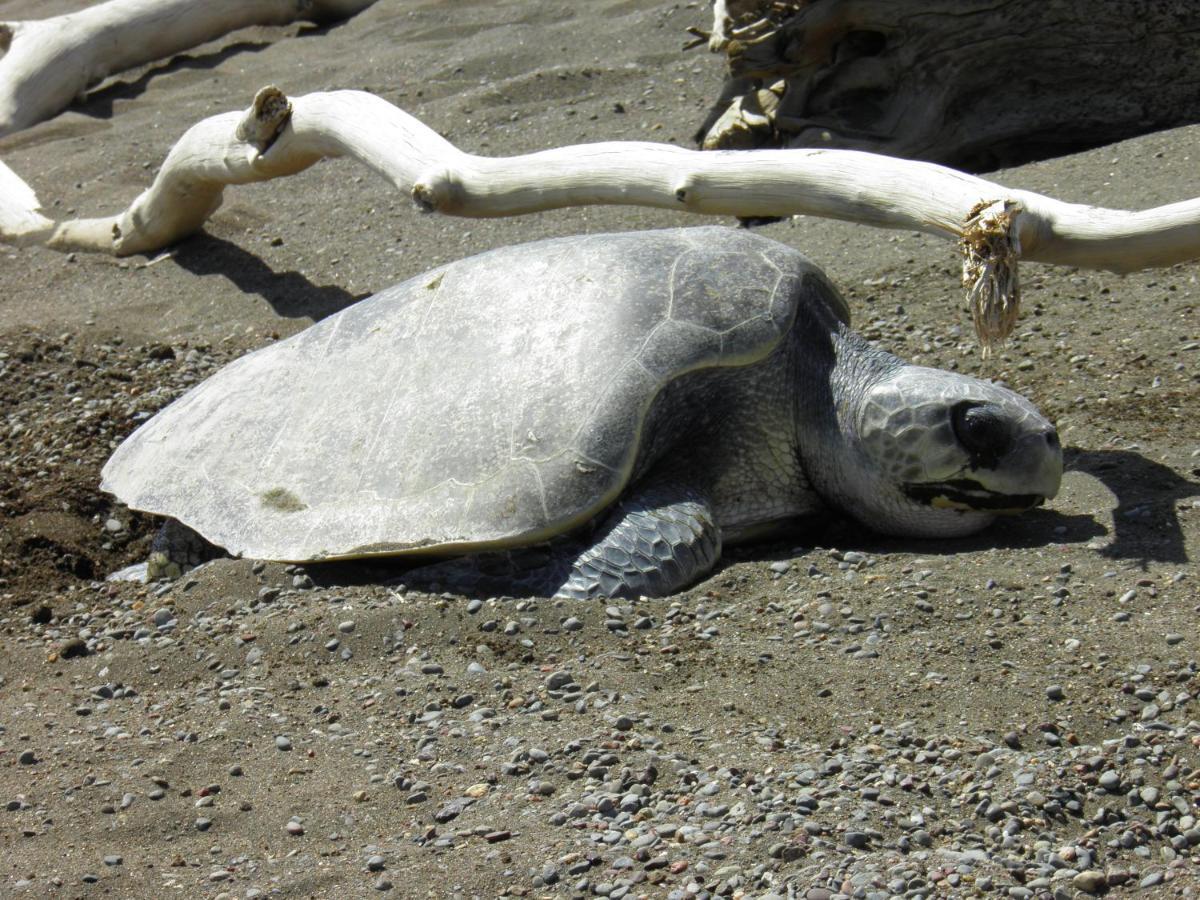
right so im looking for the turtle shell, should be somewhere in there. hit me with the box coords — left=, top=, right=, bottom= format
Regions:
left=101, top=227, right=844, bottom=561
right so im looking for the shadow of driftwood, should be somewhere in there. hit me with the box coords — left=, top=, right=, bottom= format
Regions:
left=1066, top=447, right=1199, bottom=566
left=172, top=233, right=365, bottom=321
left=75, top=20, right=347, bottom=120
left=76, top=41, right=273, bottom=119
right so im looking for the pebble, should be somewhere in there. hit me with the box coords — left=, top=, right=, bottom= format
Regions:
left=6, top=452, right=1200, bottom=900
left=58, top=638, right=89, bottom=658
left=1072, top=870, right=1106, bottom=893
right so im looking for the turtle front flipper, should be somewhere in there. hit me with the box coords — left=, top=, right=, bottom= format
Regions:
left=402, top=477, right=722, bottom=600
left=555, top=478, right=721, bottom=600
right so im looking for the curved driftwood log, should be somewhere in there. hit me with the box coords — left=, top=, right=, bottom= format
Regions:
left=697, top=0, right=1200, bottom=172
left=0, top=0, right=376, bottom=137
left=3, top=88, right=1200, bottom=349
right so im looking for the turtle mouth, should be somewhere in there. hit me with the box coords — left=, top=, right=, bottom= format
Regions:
left=903, top=479, right=1045, bottom=514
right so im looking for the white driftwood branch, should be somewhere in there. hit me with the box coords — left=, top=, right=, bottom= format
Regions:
left=4, top=87, right=1200, bottom=347
left=0, top=159, right=53, bottom=243
left=0, top=0, right=376, bottom=137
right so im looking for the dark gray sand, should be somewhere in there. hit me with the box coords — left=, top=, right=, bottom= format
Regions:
left=1, top=1, right=1198, bottom=897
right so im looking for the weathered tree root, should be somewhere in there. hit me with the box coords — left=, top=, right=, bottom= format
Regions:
left=696, top=0, right=1200, bottom=173
left=4, top=87, right=1200, bottom=349
left=0, top=0, right=376, bottom=138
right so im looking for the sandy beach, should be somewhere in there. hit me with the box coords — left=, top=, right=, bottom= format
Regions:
left=1, top=1, right=1198, bottom=897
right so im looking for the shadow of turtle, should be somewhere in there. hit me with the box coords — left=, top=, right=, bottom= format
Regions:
left=295, top=449, right=1199, bottom=595
left=305, top=506, right=1105, bottom=598
left=1065, top=447, right=1199, bottom=566
left=172, top=233, right=366, bottom=321
left=729, top=504, right=1105, bottom=569
left=737, top=446, right=1197, bottom=569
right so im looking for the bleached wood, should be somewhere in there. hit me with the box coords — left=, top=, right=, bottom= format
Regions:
left=4, top=87, right=1200, bottom=344
left=0, top=159, right=53, bottom=243
left=0, top=0, right=375, bottom=137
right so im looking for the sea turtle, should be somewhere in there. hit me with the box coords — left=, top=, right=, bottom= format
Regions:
left=102, top=227, right=1062, bottom=598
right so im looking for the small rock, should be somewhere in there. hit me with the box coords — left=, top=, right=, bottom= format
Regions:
left=844, top=831, right=869, bottom=849
left=58, top=638, right=89, bottom=659
left=1072, top=870, right=1107, bottom=894
left=434, top=798, right=471, bottom=822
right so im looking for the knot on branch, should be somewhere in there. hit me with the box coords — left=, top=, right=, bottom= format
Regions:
left=961, top=199, right=1022, bottom=357
left=236, top=86, right=293, bottom=153
left=411, top=169, right=462, bottom=215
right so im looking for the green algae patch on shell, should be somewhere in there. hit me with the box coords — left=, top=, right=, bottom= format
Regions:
left=260, top=488, right=307, bottom=513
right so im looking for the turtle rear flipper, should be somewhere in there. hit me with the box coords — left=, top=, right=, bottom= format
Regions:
left=145, top=518, right=226, bottom=581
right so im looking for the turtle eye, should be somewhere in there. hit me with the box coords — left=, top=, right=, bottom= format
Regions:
left=951, top=401, right=1011, bottom=469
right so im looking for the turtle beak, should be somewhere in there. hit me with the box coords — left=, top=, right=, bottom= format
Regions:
left=1014, top=424, right=1063, bottom=503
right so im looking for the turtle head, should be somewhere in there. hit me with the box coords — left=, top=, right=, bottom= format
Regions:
left=840, top=365, right=1062, bottom=537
